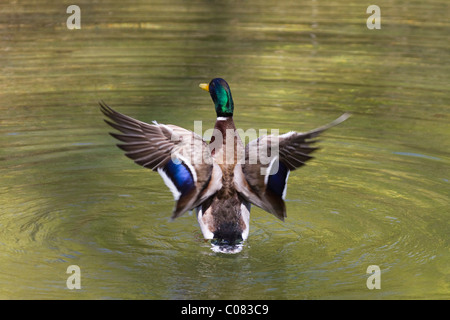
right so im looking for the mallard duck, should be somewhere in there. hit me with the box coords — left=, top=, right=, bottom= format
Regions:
left=100, top=78, right=349, bottom=252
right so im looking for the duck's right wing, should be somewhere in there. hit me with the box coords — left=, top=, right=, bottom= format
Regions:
left=237, top=113, right=350, bottom=221
left=100, top=101, right=222, bottom=219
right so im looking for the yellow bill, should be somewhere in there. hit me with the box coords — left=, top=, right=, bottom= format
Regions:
left=199, top=83, right=209, bottom=91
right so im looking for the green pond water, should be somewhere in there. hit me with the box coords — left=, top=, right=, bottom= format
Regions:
left=0, top=0, right=448, bottom=299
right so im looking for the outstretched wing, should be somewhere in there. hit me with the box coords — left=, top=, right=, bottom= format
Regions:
left=237, top=113, right=350, bottom=220
left=100, top=101, right=222, bottom=219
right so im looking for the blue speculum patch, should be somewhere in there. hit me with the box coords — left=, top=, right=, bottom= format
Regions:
left=164, top=159, right=195, bottom=194
left=268, top=161, right=288, bottom=197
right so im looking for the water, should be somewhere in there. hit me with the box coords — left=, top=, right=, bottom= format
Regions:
left=1, top=0, right=448, bottom=299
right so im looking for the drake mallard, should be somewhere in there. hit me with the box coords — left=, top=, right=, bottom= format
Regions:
left=100, top=78, right=349, bottom=252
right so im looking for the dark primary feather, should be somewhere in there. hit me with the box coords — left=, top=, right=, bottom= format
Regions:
left=100, top=101, right=176, bottom=170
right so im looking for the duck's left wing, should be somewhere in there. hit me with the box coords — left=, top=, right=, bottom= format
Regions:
left=237, top=113, right=350, bottom=221
left=100, top=101, right=222, bottom=219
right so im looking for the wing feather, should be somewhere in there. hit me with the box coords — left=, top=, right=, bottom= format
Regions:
left=238, top=113, right=350, bottom=220
left=100, top=101, right=221, bottom=218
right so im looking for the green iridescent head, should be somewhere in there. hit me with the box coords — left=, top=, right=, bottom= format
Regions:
left=199, top=78, right=234, bottom=117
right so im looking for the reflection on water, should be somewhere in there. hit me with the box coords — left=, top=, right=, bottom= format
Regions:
left=0, top=0, right=449, bottom=299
